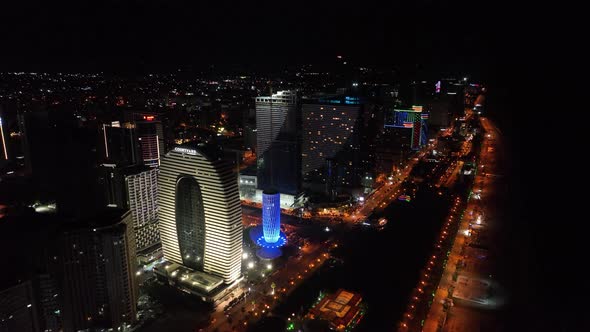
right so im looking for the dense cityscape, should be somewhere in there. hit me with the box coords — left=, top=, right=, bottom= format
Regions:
left=0, top=1, right=563, bottom=332
left=0, top=62, right=500, bottom=331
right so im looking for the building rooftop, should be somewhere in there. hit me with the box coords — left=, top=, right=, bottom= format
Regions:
left=154, top=261, right=224, bottom=294
left=308, top=289, right=364, bottom=331
left=239, top=164, right=257, bottom=176
left=170, top=141, right=224, bottom=161
left=303, top=94, right=364, bottom=105
left=67, top=208, right=130, bottom=230
left=116, top=164, right=153, bottom=177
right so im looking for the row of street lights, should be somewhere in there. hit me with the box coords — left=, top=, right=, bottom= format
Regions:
left=401, top=115, right=494, bottom=331
left=399, top=196, right=464, bottom=331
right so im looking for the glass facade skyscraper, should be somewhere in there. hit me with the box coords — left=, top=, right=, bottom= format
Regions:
left=255, top=90, right=301, bottom=196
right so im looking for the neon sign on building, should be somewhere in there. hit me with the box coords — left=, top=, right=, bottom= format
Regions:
left=173, top=147, right=197, bottom=155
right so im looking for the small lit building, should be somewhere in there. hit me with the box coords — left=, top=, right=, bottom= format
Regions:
left=307, top=289, right=365, bottom=331
left=153, top=261, right=226, bottom=303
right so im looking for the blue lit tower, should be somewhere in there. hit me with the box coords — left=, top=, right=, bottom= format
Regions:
left=253, top=190, right=286, bottom=258
left=252, top=191, right=286, bottom=258
left=262, top=190, right=281, bottom=243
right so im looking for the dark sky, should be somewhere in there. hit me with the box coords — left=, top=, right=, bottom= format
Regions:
left=0, top=0, right=518, bottom=78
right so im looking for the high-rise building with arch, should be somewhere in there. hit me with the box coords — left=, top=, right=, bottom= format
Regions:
left=159, top=143, right=242, bottom=284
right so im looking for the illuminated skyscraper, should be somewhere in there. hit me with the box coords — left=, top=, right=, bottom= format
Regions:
left=159, top=144, right=242, bottom=284
left=385, top=108, right=428, bottom=150
left=101, top=121, right=140, bottom=166
left=126, top=167, right=160, bottom=251
left=136, top=120, right=161, bottom=167
left=300, top=96, right=376, bottom=194
left=101, top=111, right=168, bottom=168
left=301, top=102, right=360, bottom=176
left=255, top=90, right=301, bottom=196
left=262, top=190, right=281, bottom=243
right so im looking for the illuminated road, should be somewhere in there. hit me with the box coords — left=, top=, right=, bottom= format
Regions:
left=422, top=115, right=502, bottom=332
left=438, top=135, right=469, bottom=188
left=441, top=160, right=462, bottom=188
left=205, top=242, right=329, bottom=332
left=473, top=95, right=485, bottom=108
left=346, top=143, right=440, bottom=223
left=354, top=165, right=412, bottom=218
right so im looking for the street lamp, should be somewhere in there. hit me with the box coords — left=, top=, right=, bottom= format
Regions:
left=245, top=287, right=251, bottom=302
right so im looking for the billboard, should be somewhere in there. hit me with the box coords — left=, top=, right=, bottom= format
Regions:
left=384, top=108, right=429, bottom=149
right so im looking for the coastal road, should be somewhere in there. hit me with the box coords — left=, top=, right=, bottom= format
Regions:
left=422, top=115, right=500, bottom=332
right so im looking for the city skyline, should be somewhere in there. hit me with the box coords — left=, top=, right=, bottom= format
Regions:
left=0, top=1, right=559, bottom=331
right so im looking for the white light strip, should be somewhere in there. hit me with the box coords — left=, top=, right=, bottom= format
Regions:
left=0, top=117, right=8, bottom=160
left=156, top=135, right=161, bottom=166
left=102, top=124, right=109, bottom=159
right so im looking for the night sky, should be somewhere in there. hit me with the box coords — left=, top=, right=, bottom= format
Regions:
left=0, top=0, right=517, bottom=79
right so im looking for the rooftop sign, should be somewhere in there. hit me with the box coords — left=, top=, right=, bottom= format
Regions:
left=173, top=147, right=197, bottom=155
